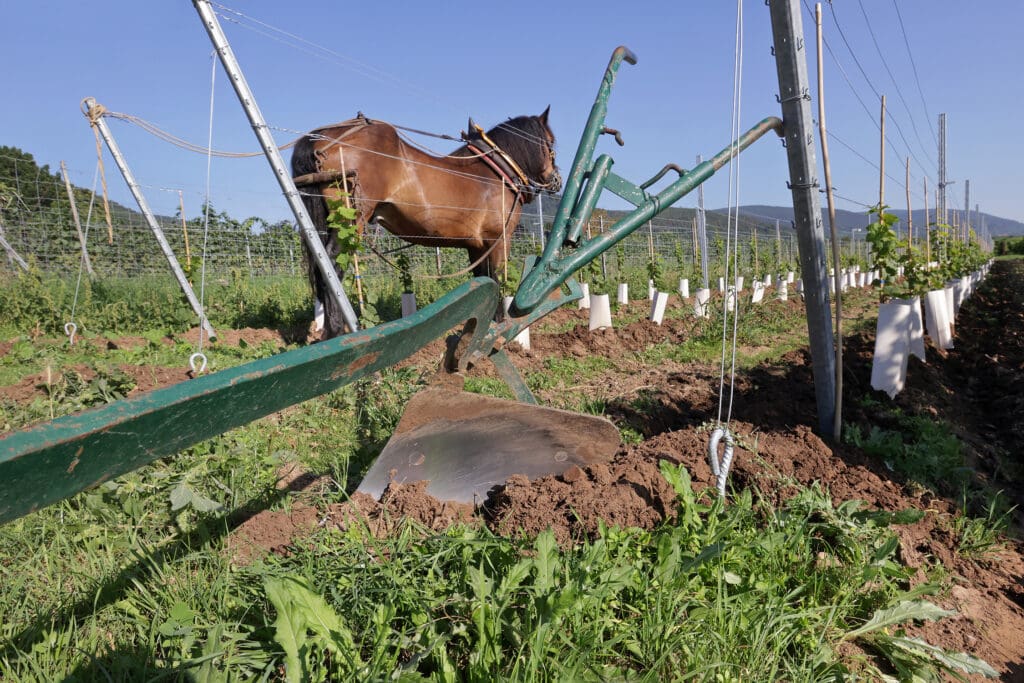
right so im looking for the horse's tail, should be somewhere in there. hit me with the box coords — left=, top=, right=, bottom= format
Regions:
left=291, top=134, right=346, bottom=339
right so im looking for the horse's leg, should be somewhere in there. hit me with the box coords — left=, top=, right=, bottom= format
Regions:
left=317, top=264, right=350, bottom=339
left=467, top=244, right=510, bottom=321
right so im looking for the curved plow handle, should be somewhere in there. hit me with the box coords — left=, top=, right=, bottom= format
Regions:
left=544, top=46, right=638, bottom=254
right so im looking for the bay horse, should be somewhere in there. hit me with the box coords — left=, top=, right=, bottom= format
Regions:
left=291, top=108, right=561, bottom=339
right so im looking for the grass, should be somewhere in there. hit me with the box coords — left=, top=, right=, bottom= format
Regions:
left=845, top=396, right=1017, bottom=560
left=0, top=271, right=314, bottom=338
left=0, top=268, right=1006, bottom=681
left=1, top=460, right=992, bottom=681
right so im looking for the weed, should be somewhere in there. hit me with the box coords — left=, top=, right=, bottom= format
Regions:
left=952, top=494, right=1014, bottom=558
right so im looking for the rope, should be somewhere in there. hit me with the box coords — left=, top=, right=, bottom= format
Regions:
left=85, top=103, right=552, bottom=216
left=98, top=105, right=550, bottom=170
left=101, top=108, right=298, bottom=158
left=83, top=101, right=114, bottom=244
left=361, top=220, right=506, bottom=281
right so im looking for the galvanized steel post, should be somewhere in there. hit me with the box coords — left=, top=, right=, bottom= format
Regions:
left=82, top=98, right=216, bottom=340
left=192, top=0, right=359, bottom=333
left=768, top=0, right=836, bottom=435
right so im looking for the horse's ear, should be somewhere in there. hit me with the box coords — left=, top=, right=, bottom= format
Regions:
left=539, top=105, right=550, bottom=126
left=467, top=117, right=477, bottom=134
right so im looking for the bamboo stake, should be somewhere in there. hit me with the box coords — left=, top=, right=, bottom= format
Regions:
left=752, top=226, right=759, bottom=276
left=691, top=216, right=698, bottom=260
left=924, top=177, right=930, bottom=264
left=879, top=95, right=886, bottom=207
left=61, top=161, right=94, bottom=277
left=178, top=191, right=191, bottom=266
left=816, top=3, right=843, bottom=442
left=338, top=150, right=364, bottom=314
left=905, top=158, right=912, bottom=248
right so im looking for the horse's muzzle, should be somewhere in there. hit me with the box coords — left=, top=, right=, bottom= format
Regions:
left=546, top=167, right=563, bottom=193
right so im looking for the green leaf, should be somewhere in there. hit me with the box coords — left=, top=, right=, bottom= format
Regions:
left=853, top=508, right=925, bottom=527
left=264, top=577, right=307, bottom=679
left=169, top=481, right=191, bottom=511
left=169, top=481, right=222, bottom=513
left=533, top=530, right=559, bottom=594
left=888, top=636, right=999, bottom=678
left=169, top=601, right=194, bottom=622
left=845, top=600, right=954, bottom=640
left=497, top=558, right=534, bottom=598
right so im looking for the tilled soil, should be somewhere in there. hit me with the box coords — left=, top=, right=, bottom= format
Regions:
left=5, top=263, right=1022, bottom=678
left=227, top=261, right=1024, bottom=679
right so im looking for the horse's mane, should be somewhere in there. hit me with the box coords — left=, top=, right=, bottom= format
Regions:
left=457, top=115, right=553, bottom=184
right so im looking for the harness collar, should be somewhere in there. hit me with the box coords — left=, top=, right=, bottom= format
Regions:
left=466, top=142, right=529, bottom=205
left=469, top=123, right=532, bottom=187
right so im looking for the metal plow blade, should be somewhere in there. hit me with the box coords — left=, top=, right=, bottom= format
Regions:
left=355, top=388, right=620, bottom=503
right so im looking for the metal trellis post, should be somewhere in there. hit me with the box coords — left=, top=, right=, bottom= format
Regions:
left=768, top=0, right=836, bottom=435
left=82, top=98, right=216, bottom=340
left=192, top=0, right=359, bottom=332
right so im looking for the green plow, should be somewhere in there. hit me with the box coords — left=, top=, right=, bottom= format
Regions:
left=0, top=46, right=785, bottom=522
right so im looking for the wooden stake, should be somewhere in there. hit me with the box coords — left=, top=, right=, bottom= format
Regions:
left=905, top=158, right=912, bottom=248
left=61, top=161, right=94, bottom=277
left=815, top=2, right=843, bottom=442
left=178, top=191, right=191, bottom=266
left=879, top=94, right=886, bottom=207
left=923, top=177, right=930, bottom=264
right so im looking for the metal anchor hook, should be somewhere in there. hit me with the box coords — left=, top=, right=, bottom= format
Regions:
left=707, top=427, right=736, bottom=498
left=189, top=352, right=209, bottom=376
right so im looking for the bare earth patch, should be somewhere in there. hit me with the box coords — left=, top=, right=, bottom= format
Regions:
left=226, top=264, right=1024, bottom=678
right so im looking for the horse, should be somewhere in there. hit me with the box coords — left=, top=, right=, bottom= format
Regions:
left=291, top=108, right=561, bottom=339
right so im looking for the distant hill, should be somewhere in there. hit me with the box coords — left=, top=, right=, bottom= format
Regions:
left=728, top=205, right=1024, bottom=237
left=524, top=197, right=1024, bottom=237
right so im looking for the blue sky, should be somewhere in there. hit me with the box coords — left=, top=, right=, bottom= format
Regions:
left=3, top=1, right=1022, bottom=227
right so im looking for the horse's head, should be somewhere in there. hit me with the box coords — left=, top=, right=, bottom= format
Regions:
left=486, top=107, right=562, bottom=196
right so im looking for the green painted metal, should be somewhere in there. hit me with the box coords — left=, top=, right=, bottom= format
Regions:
left=0, top=45, right=789, bottom=526
left=565, top=154, right=614, bottom=245
left=515, top=115, right=783, bottom=313
left=508, top=46, right=783, bottom=316
left=488, top=349, right=536, bottom=404
left=0, top=279, right=498, bottom=525
left=548, top=46, right=637, bottom=251
left=603, top=171, right=649, bottom=206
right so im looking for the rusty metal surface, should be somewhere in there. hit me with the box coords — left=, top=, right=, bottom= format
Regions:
left=355, top=388, right=620, bottom=503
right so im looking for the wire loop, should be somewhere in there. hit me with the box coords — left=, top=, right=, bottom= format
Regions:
left=63, top=322, right=77, bottom=345
left=188, top=352, right=208, bottom=375
left=707, top=427, right=736, bottom=498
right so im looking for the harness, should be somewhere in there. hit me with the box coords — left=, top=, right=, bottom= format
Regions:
left=462, top=122, right=537, bottom=204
